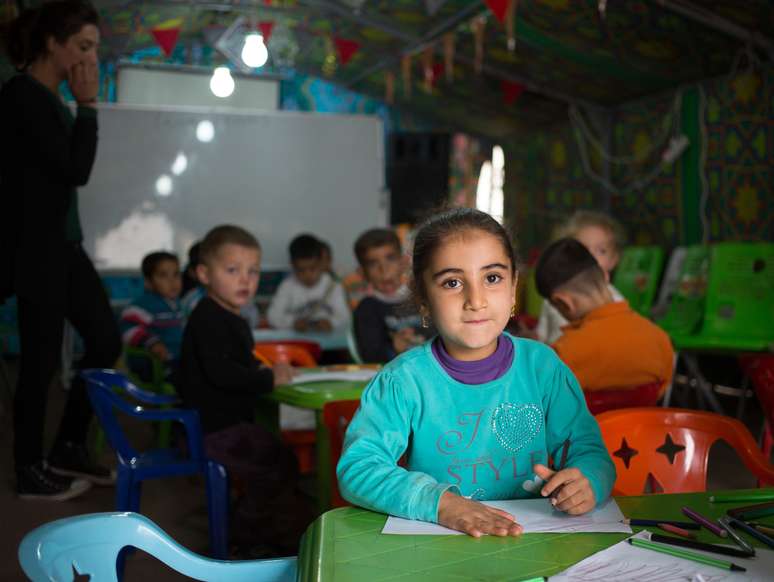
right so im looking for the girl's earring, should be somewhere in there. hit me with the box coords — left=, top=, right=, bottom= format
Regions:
left=421, top=314, right=430, bottom=328
left=510, top=303, right=517, bottom=318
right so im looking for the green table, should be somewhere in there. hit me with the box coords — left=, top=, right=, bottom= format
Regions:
left=297, top=489, right=774, bottom=581
left=268, top=379, right=367, bottom=512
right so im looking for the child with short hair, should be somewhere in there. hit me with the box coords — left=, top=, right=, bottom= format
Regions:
left=178, top=225, right=312, bottom=555
left=535, top=238, right=674, bottom=395
left=338, top=209, right=615, bottom=537
left=267, top=234, right=350, bottom=331
left=533, top=210, right=626, bottom=344
left=120, top=251, right=184, bottom=376
left=352, top=228, right=429, bottom=363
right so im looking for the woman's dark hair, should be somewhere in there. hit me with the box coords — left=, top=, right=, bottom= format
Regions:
left=4, top=1, right=98, bottom=70
left=411, top=207, right=518, bottom=306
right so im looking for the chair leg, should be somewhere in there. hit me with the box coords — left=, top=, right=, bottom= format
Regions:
left=205, top=460, right=229, bottom=559
left=682, top=354, right=724, bottom=414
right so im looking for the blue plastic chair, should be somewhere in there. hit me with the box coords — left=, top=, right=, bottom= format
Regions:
left=82, top=369, right=229, bottom=559
left=18, top=511, right=296, bottom=582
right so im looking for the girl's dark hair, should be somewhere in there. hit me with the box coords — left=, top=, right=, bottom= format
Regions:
left=411, top=207, right=518, bottom=305
left=4, top=1, right=98, bottom=70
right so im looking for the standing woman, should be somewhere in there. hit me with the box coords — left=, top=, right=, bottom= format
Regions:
left=0, top=1, right=121, bottom=500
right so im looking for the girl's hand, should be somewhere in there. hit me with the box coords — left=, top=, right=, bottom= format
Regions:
left=533, top=463, right=596, bottom=515
left=68, top=62, right=99, bottom=105
left=437, top=491, right=523, bottom=538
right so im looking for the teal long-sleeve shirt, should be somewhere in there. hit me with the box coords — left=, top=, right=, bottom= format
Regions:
left=337, top=335, right=616, bottom=523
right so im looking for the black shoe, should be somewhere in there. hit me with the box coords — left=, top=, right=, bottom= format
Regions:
left=17, top=461, right=92, bottom=501
left=48, top=441, right=116, bottom=486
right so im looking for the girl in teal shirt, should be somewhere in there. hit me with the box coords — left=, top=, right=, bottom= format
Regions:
left=337, top=208, right=616, bottom=537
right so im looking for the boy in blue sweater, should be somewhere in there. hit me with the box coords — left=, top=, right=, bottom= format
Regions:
left=120, top=251, right=184, bottom=378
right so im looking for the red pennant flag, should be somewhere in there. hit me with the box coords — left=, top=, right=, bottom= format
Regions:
left=151, top=27, right=181, bottom=57
left=333, top=37, right=360, bottom=66
left=502, top=80, right=525, bottom=105
left=485, top=0, right=510, bottom=24
left=258, top=21, right=274, bottom=44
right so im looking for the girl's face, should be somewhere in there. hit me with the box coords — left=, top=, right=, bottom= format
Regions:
left=421, top=230, right=517, bottom=361
left=575, top=225, right=619, bottom=278
left=46, top=24, right=100, bottom=78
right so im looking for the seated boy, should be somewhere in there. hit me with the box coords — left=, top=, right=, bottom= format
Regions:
left=535, top=238, right=674, bottom=396
left=178, top=225, right=313, bottom=556
left=267, top=234, right=350, bottom=331
left=352, top=228, right=430, bottom=363
left=120, top=251, right=184, bottom=378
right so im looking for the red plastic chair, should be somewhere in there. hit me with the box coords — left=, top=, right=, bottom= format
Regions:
left=740, top=355, right=774, bottom=458
left=252, top=343, right=317, bottom=367
left=584, top=382, right=663, bottom=415
left=254, top=340, right=322, bottom=362
left=322, top=399, right=361, bottom=508
left=596, top=407, right=774, bottom=495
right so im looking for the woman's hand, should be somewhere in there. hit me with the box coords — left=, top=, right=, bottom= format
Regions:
left=68, top=62, right=99, bottom=105
left=437, top=491, right=523, bottom=538
left=533, top=464, right=596, bottom=515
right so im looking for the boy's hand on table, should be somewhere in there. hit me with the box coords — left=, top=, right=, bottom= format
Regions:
left=149, top=342, right=170, bottom=361
left=533, top=463, right=595, bottom=515
left=272, top=363, right=295, bottom=387
left=392, top=328, right=417, bottom=354
left=294, top=318, right=309, bottom=332
left=437, top=491, right=523, bottom=538
left=311, top=319, right=333, bottom=332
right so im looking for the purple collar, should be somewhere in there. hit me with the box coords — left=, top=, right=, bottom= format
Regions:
left=431, top=334, right=514, bottom=385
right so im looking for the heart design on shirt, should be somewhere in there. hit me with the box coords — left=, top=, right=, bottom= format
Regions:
left=522, top=476, right=543, bottom=493
left=490, top=403, right=543, bottom=453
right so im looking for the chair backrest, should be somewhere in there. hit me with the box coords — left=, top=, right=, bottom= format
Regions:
left=322, top=399, right=361, bottom=508
left=346, top=325, right=364, bottom=365
left=18, top=511, right=296, bottom=582
left=254, top=340, right=322, bottom=362
left=82, top=369, right=198, bottom=464
left=596, top=407, right=774, bottom=495
left=612, top=246, right=665, bottom=316
left=698, top=242, right=774, bottom=346
left=655, top=245, right=710, bottom=335
left=584, top=382, right=662, bottom=415
left=253, top=343, right=317, bottom=367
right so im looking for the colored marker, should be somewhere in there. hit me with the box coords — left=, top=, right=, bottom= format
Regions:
left=750, top=522, right=774, bottom=536
left=709, top=491, right=774, bottom=503
left=658, top=523, right=696, bottom=539
left=726, top=516, right=774, bottom=550
left=682, top=506, right=727, bottom=537
left=649, top=533, right=754, bottom=558
left=717, top=516, right=754, bottom=554
left=628, top=538, right=746, bottom=571
left=623, top=518, right=700, bottom=529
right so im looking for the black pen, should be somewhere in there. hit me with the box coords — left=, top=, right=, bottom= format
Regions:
left=649, top=533, right=755, bottom=558
left=623, top=518, right=701, bottom=529
left=726, top=516, right=774, bottom=550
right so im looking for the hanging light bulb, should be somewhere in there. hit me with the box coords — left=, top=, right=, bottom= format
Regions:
left=241, top=33, right=269, bottom=68
left=209, top=66, right=235, bottom=98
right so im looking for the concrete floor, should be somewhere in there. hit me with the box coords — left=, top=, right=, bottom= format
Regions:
left=0, top=359, right=769, bottom=581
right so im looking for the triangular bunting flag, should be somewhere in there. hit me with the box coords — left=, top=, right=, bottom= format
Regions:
left=502, top=80, right=525, bottom=105
left=151, top=27, right=181, bottom=57
left=258, top=21, right=274, bottom=44
left=333, top=37, right=360, bottom=65
left=485, top=0, right=510, bottom=24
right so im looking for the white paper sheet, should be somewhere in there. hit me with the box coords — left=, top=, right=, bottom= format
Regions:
left=552, top=530, right=774, bottom=581
left=381, top=497, right=632, bottom=535
left=290, top=369, right=378, bottom=384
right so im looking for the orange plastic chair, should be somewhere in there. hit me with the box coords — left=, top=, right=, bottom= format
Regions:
left=252, top=343, right=317, bottom=367
left=596, top=407, right=774, bottom=495
left=254, top=339, right=322, bottom=362
left=322, top=399, right=361, bottom=508
left=584, top=382, right=663, bottom=415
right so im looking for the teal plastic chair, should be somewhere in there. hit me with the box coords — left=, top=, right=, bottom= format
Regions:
left=18, top=512, right=297, bottom=582
left=612, top=246, right=665, bottom=316
left=655, top=245, right=711, bottom=338
left=669, top=242, right=774, bottom=351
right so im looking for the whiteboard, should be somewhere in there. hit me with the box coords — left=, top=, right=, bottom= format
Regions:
left=78, top=103, right=387, bottom=272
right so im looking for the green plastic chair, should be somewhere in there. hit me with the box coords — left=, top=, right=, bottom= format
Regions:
left=671, top=242, right=774, bottom=352
left=612, top=246, right=665, bottom=316
left=523, top=268, right=544, bottom=319
left=655, top=245, right=711, bottom=338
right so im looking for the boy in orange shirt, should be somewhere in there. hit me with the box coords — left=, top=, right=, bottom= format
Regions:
left=535, top=238, right=674, bottom=396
